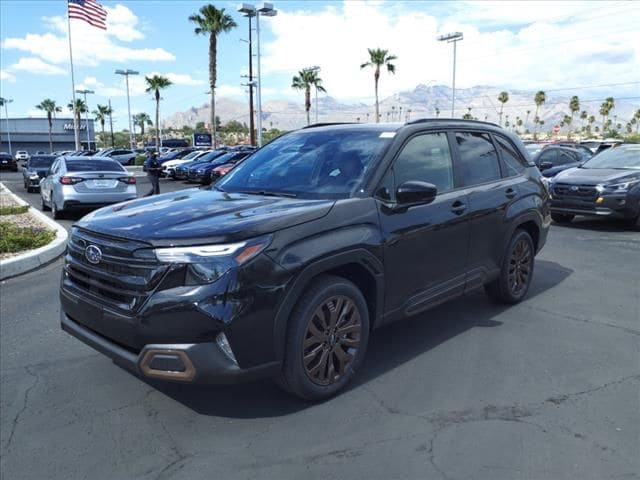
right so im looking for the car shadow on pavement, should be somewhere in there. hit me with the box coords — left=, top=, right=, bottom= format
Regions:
left=552, top=217, right=633, bottom=232
left=146, top=259, right=573, bottom=418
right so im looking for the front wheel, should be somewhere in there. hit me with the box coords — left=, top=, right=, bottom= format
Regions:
left=551, top=213, right=574, bottom=224
left=485, top=229, right=535, bottom=304
left=277, top=275, right=370, bottom=401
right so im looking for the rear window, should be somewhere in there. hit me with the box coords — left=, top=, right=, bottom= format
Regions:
left=30, top=156, right=56, bottom=168
left=66, top=159, right=125, bottom=172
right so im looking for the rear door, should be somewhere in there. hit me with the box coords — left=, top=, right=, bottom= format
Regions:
left=378, top=131, right=471, bottom=319
left=452, top=131, right=524, bottom=290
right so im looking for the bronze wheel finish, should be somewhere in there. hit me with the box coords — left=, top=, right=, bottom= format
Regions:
left=302, top=295, right=362, bottom=386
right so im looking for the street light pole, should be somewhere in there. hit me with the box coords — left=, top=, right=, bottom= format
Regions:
left=0, top=97, right=13, bottom=155
left=108, top=99, right=115, bottom=147
left=115, top=69, right=139, bottom=149
left=437, top=32, right=463, bottom=117
left=76, top=89, right=94, bottom=149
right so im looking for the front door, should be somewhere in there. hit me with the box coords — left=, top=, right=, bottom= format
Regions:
left=377, top=131, right=470, bottom=321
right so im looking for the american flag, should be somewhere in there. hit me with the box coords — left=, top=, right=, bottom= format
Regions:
left=68, top=0, right=107, bottom=30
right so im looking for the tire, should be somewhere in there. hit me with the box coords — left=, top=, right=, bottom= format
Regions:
left=485, top=229, right=535, bottom=305
left=41, top=195, right=50, bottom=212
left=51, top=197, right=63, bottom=219
left=276, top=275, right=370, bottom=401
left=551, top=213, right=574, bottom=224
left=27, top=186, right=33, bottom=193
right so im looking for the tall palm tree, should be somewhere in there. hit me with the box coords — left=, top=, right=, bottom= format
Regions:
left=599, top=103, right=608, bottom=135
left=634, top=109, right=640, bottom=133
left=145, top=75, right=172, bottom=153
left=133, top=112, right=153, bottom=139
left=563, top=114, right=572, bottom=138
left=525, top=109, right=531, bottom=127
left=497, top=91, right=509, bottom=126
left=604, top=97, right=615, bottom=131
left=36, top=99, right=62, bottom=153
left=580, top=110, right=588, bottom=132
left=92, top=104, right=112, bottom=148
left=569, top=96, right=580, bottom=126
left=67, top=99, right=87, bottom=136
left=189, top=5, right=236, bottom=146
left=360, top=48, right=397, bottom=123
left=533, top=90, right=546, bottom=136
left=291, top=69, right=326, bottom=125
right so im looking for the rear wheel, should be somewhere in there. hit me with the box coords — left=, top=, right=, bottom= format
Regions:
left=51, top=197, right=64, bottom=219
left=277, top=275, right=370, bottom=401
left=41, top=195, right=50, bottom=212
left=551, top=213, right=574, bottom=224
left=485, top=229, right=535, bottom=304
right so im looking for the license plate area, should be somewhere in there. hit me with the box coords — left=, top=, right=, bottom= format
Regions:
left=89, top=179, right=118, bottom=188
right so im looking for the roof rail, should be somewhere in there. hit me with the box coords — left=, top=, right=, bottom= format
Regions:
left=302, top=122, right=357, bottom=129
left=406, top=118, right=502, bottom=128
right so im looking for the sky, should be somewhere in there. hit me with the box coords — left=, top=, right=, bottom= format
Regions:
left=1, top=0, right=639, bottom=129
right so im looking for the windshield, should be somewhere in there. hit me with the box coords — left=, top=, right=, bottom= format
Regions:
left=66, top=159, right=125, bottom=172
left=218, top=128, right=394, bottom=199
left=581, top=145, right=640, bottom=169
left=30, top=156, right=56, bottom=168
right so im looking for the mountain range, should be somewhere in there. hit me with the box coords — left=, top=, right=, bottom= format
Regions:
left=163, top=84, right=639, bottom=132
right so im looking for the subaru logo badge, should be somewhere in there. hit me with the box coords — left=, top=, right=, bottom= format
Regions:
left=85, top=245, right=102, bottom=264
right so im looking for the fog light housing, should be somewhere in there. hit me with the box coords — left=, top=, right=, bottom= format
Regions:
left=596, top=197, right=604, bottom=204
left=216, top=333, right=238, bottom=365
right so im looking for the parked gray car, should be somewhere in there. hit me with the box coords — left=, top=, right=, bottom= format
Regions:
left=104, top=149, right=137, bottom=165
left=40, top=156, right=137, bottom=219
left=22, top=154, right=57, bottom=192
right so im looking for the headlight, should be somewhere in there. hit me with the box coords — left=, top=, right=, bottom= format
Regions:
left=602, top=179, right=640, bottom=192
left=153, top=236, right=271, bottom=285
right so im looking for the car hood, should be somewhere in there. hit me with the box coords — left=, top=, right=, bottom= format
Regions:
left=553, top=167, right=640, bottom=185
left=77, top=188, right=335, bottom=246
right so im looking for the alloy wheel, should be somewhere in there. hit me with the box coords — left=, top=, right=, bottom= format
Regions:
left=302, top=295, right=362, bottom=386
left=508, top=238, right=532, bottom=296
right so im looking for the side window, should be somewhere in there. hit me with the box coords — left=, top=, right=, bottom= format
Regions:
left=392, top=132, right=454, bottom=194
left=537, top=149, right=557, bottom=165
left=455, top=132, right=501, bottom=186
left=557, top=151, right=575, bottom=165
left=50, top=160, right=59, bottom=174
left=495, top=135, right=526, bottom=176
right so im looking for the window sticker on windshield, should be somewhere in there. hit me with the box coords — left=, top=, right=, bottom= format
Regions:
left=379, top=132, right=396, bottom=138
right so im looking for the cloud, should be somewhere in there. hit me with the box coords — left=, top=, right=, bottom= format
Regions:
left=2, top=6, right=174, bottom=68
left=216, top=84, right=247, bottom=97
left=9, top=57, right=67, bottom=75
left=1, top=70, right=16, bottom=82
left=260, top=1, right=640, bottom=101
left=149, top=72, right=206, bottom=86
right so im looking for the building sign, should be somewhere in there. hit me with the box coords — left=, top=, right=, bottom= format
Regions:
left=193, top=133, right=212, bottom=147
left=63, top=123, right=87, bottom=131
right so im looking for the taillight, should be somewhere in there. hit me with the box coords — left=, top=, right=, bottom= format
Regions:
left=119, top=176, right=136, bottom=184
left=60, top=176, right=83, bottom=185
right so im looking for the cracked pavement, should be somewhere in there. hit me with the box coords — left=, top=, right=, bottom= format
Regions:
left=1, top=171, right=639, bottom=479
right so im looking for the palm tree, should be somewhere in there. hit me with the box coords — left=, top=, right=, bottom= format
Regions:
left=580, top=110, right=588, bottom=131
left=435, top=107, right=440, bottom=118
left=569, top=96, right=580, bottom=126
left=67, top=99, right=87, bottom=147
left=133, top=112, right=153, bottom=140
left=291, top=69, right=326, bottom=125
left=534, top=90, right=546, bottom=136
left=599, top=103, right=608, bottom=135
left=497, top=91, right=509, bottom=126
left=36, top=99, right=62, bottom=152
left=145, top=75, right=172, bottom=153
left=360, top=48, right=397, bottom=123
left=634, top=109, right=640, bottom=133
left=525, top=109, right=531, bottom=127
left=462, top=107, right=473, bottom=120
left=92, top=104, right=112, bottom=148
left=563, top=114, right=572, bottom=138
left=189, top=4, right=237, bottom=145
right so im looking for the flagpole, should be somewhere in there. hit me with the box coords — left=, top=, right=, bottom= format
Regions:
left=67, top=4, right=80, bottom=151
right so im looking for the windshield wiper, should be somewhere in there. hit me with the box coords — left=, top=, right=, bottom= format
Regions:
left=235, top=190, right=297, bottom=198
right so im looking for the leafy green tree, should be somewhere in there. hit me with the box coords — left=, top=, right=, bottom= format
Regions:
left=291, top=69, right=327, bottom=125
left=497, top=91, right=509, bottom=126
left=93, top=104, right=113, bottom=148
left=35, top=99, right=62, bottom=152
left=67, top=99, right=87, bottom=141
left=144, top=75, right=172, bottom=153
left=133, top=112, right=152, bottom=139
left=360, top=48, right=397, bottom=123
left=189, top=4, right=237, bottom=145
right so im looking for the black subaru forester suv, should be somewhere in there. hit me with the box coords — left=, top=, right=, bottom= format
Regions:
left=60, top=120, right=550, bottom=400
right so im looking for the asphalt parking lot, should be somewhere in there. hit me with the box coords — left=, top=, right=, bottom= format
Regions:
left=1, top=169, right=639, bottom=480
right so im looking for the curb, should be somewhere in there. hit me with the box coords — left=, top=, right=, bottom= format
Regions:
left=0, top=182, right=69, bottom=280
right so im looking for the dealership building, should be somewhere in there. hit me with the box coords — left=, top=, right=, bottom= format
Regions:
left=0, top=117, right=96, bottom=154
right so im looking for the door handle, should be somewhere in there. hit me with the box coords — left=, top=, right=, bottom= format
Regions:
left=505, top=188, right=516, bottom=199
left=451, top=200, right=467, bottom=215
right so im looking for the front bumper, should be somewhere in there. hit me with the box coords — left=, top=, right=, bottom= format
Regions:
left=61, top=312, right=280, bottom=384
left=550, top=193, right=639, bottom=220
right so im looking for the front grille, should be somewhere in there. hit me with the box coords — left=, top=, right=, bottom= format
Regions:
left=63, top=228, right=169, bottom=312
left=552, top=183, right=598, bottom=199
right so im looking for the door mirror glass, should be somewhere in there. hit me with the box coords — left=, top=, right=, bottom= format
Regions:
left=396, top=181, right=437, bottom=205
left=539, top=161, right=553, bottom=170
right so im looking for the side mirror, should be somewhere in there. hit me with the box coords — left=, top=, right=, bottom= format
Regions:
left=539, top=161, right=553, bottom=171
left=396, top=181, right=438, bottom=206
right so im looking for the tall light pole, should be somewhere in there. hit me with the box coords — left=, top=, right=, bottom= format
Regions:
left=115, top=69, right=139, bottom=149
left=75, top=89, right=94, bottom=149
left=437, top=32, right=463, bottom=117
left=303, top=65, right=321, bottom=123
left=0, top=97, right=13, bottom=155
left=239, top=6, right=257, bottom=146
left=240, top=3, right=277, bottom=147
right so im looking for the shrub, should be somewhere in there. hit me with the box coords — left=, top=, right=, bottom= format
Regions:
left=0, top=205, right=29, bottom=216
left=135, top=154, right=147, bottom=166
left=0, top=222, right=56, bottom=254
